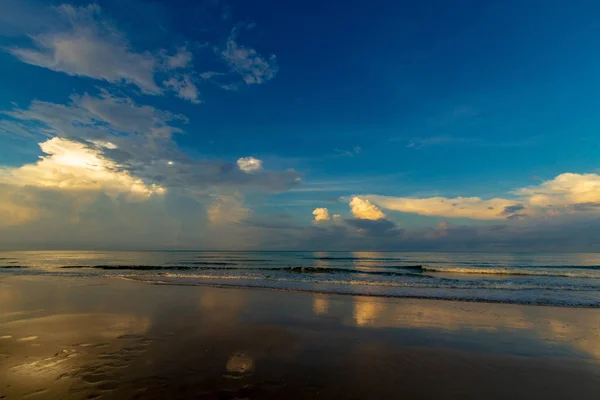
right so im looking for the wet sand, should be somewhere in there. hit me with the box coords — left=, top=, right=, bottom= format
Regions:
left=1, top=276, right=600, bottom=399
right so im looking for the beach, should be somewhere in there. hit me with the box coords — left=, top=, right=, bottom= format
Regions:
left=1, top=275, right=600, bottom=399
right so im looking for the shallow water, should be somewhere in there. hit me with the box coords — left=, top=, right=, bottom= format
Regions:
left=2, top=251, right=600, bottom=307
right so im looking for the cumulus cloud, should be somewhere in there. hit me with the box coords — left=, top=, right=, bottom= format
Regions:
left=359, top=172, right=600, bottom=221
left=237, top=157, right=263, bottom=173
left=3, top=91, right=300, bottom=193
left=517, top=173, right=600, bottom=207
left=349, top=196, right=386, bottom=220
left=312, top=207, right=330, bottom=222
left=221, top=28, right=278, bottom=85
left=0, top=137, right=165, bottom=200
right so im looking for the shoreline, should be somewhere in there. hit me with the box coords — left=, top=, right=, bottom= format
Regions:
left=2, top=275, right=600, bottom=399
left=117, top=274, right=600, bottom=308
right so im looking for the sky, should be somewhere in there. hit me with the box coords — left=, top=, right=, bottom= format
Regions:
left=1, top=0, right=600, bottom=251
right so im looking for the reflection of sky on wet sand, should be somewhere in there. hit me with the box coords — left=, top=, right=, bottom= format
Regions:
left=312, top=295, right=329, bottom=315
left=353, top=299, right=385, bottom=326
left=0, top=312, right=150, bottom=398
left=340, top=295, right=600, bottom=360
left=1, top=275, right=600, bottom=399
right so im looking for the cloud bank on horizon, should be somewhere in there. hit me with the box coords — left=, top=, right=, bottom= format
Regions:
left=1, top=0, right=599, bottom=251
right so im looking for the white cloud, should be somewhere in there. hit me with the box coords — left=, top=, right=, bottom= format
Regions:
left=237, top=157, right=263, bottom=173
left=312, top=207, right=330, bottom=222
left=517, top=173, right=600, bottom=207
left=360, top=172, right=600, bottom=221
left=7, top=4, right=161, bottom=94
left=221, top=28, right=278, bottom=85
left=3, top=91, right=300, bottom=202
left=0, top=137, right=165, bottom=200
left=362, top=195, right=517, bottom=220
left=5, top=5, right=202, bottom=103
left=333, top=213, right=342, bottom=221
left=164, top=74, right=201, bottom=103
left=349, top=197, right=386, bottom=220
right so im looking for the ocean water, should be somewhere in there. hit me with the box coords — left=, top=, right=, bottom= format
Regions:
left=1, top=251, right=600, bottom=307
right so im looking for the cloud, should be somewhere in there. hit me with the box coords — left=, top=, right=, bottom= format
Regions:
left=0, top=137, right=165, bottom=200
left=517, top=173, right=600, bottom=207
left=5, top=4, right=201, bottom=102
left=404, top=135, right=540, bottom=150
left=163, top=46, right=193, bottom=69
left=6, top=4, right=162, bottom=94
left=237, top=157, right=263, bottom=173
left=221, top=28, right=278, bottom=85
left=207, top=193, right=249, bottom=224
left=312, top=207, right=330, bottom=222
left=349, top=196, right=386, bottom=220
left=290, top=213, right=600, bottom=252
left=333, top=146, right=362, bottom=157
left=164, top=74, right=201, bottom=103
left=0, top=188, right=39, bottom=226
left=3, top=91, right=300, bottom=193
left=362, top=195, right=518, bottom=220
left=345, top=218, right=402, bottom=237
left=360, top=172, right=600, bottom=221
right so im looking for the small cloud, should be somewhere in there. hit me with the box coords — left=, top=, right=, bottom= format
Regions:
left=221, top=28, right=278, bottom=85
left=334, top=146, right=362, bottom=157
left=237, top=157, right=263, bottom=173
left=163, top=74, right=201, bottom=103
left=162, top=46, right=193, bottom=69
left=332, top=213, right=341, bottom=221
left=349, top=196, right=386, bottom=220
left=199, top=71, right=225, bottom=79
left=312, top=207, right=330, bottom=222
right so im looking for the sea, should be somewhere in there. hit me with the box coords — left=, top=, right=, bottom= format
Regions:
left=1, top=251, right=600, bottom=307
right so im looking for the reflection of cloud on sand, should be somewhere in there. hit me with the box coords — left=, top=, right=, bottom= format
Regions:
left=546, top=316, right=600, bottom=360
left=347, top=297, right=600, bottom=361
left=353, top=298, right=386, bottom=327
left=313, top=295, right=329, bottom=315
left=199, top=289, right=247, bottom=322
left=0, top=286, right=20, bottom=313
left=1, top=313, right=149, bottom=341
left=350, top=297, right=532, bottom=331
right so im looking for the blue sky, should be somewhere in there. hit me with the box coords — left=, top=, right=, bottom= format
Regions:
left=1, top=0, right=600, bottom=250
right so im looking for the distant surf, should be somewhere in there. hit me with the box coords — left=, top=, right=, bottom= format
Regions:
left=2, top=250, right=600, bottom=307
